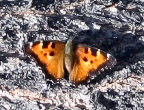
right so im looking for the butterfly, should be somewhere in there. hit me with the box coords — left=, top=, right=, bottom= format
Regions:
left=25, top=38, right=117, bottom=84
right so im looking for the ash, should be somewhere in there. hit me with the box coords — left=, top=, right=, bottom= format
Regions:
left=0, top=0, right=144, bottom=110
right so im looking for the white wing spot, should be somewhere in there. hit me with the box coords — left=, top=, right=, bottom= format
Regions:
left=101, top=68, right=104, bottom=71
left=29, top=42, right=33, bottom=49
left=40, top=41, right=43, bottom=49
left=96, top=49, right=100, bottom=59
left=105, top=66, right=108, bottom=69
left=107, top=53, right=111, bottom=60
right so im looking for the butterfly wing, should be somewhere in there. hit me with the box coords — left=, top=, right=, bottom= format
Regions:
left=25, top=41, right=65, bottom=79
left=69, top=44, right=117, bottom=83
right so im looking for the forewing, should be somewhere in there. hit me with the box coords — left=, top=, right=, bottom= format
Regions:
left=69, top=45, right=116, bottom=83
left=25, top=41, right=65, bottom=79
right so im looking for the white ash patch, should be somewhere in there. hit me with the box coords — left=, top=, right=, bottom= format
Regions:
left=96, top=76, right=144, bottom=93
left=0, top=86, right=94, bottom=109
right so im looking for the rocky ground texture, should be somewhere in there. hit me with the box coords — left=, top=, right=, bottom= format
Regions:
left=0, top=0, right=144, bottom=110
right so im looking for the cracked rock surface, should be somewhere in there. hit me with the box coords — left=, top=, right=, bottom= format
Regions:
left=0, top=0, right=144, bottom=110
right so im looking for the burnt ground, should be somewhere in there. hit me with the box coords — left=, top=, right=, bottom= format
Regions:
left=0, top=0, right=144, bottom=110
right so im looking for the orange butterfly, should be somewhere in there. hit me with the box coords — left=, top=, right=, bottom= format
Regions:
left=25, top=38, right=116, bottom=83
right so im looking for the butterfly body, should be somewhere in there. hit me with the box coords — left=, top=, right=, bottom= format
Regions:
left=25, top=38, right=116, bottom=84
left=64, top=38, right=74, bottom=74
